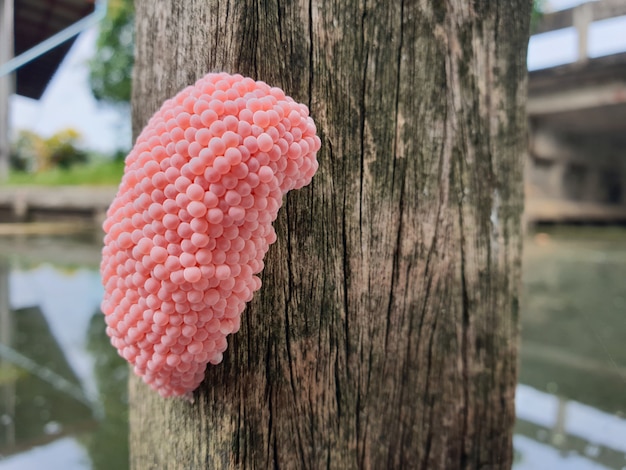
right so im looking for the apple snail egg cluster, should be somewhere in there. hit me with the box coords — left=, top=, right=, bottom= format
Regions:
left=100, top=72, right=320, bottom=398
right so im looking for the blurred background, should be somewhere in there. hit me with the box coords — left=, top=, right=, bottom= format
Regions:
left=0, top=0, right=626, bottom=468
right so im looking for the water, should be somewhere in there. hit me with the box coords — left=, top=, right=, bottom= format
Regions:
left=0, top=228, right=624, bottom=469
left=514, top=227, right=626, bottom=470
left=0, top=233, right=128, bottom=470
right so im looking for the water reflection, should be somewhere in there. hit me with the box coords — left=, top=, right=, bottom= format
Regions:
left=515, top=227, right=626, bottom=470
left=0, top=234, right=128, bottom=470
left=0, top=228, right=624, bottom=469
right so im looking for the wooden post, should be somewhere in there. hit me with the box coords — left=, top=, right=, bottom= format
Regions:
left=0, top=0, right=13, bottom=182
left=129, top=1, right=530, bottom=468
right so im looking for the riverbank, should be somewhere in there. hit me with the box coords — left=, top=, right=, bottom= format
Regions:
left=2, top=185, right=626, bottom=227
left=0, top=186, right=117, bottom=226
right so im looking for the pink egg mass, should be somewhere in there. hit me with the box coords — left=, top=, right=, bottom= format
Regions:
left=100, top=73, right=320, bottom=398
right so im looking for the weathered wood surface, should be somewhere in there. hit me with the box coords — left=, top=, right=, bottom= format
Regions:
left=130, top=1, right=530, bottom=468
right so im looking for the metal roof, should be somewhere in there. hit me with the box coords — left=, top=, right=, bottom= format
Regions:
left=13, top=0, right=94, bottom=99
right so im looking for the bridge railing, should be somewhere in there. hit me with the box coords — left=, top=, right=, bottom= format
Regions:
left=534, top=0, right=626, bottom=64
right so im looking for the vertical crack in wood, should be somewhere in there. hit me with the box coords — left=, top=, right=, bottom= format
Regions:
left=358, top=1, right=367, bottom=239
left=265, top=330, right=274, bottom=469
left=276, top=0, right=284, bottom=45
left=283, top=199, right=302, bottom=465
left=385, top=0, right=406, bottom=356
left=253, top=0, right=259, bottom=77
left=307, top=0, right=314, bottom=109
left=420, top=311, right=439, bottom=470
left=342, top=185, right=351, bottom=365
left=234, top=393, right=242, bottom=465
left=354, top=1, right=368, bottom=464
left=458, top=168, right=471, bottom=469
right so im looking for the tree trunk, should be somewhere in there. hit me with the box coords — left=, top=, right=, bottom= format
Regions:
left=129, top=1, right=530, bottom=468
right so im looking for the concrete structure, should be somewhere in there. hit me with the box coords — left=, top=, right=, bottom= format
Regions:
left=0, top=185, right=115, bottom=225
left=526, top=0, right=626, bottom=223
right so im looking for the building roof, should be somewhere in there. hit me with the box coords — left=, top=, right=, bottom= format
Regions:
left=14, top=0, right=95, bottom=99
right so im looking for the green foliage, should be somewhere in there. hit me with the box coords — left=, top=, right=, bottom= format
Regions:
left=531, top=0, right=545, bottom=33
left=89, top=0, right=134, bottom=105
left=10, top=128, right=88, bottom=172
left=10, top=130, right=42, bottom=171
left=0, top=364, right=27, bottom=385
left=7, top=159, right=124, bottom=186
left=9, top=127, right=125, bottom=186
left=46, top=129, right=89, bottom=169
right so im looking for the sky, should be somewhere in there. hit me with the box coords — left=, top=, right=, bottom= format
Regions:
left=10, top=27, right=131, bottom=154
left=8, top=0, right=626, bottom=154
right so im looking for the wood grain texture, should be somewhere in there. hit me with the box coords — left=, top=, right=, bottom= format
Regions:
left=130, top=1, right=530, bottom=468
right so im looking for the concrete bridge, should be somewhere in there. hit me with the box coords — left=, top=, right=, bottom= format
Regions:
left=526, top=0, right=626, bottom=223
